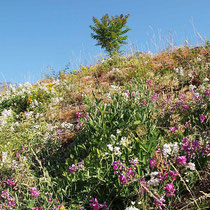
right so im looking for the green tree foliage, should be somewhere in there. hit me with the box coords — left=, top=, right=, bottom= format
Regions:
left=90, top=14, right=130, bottom=56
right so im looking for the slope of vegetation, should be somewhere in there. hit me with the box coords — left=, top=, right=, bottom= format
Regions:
left=0, top=44, right=209, bottom=210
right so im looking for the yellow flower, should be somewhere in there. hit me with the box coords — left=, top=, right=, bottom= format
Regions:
left=27, top=95, right=33, bottom=104
left=60, top=206, right=71, bottom=210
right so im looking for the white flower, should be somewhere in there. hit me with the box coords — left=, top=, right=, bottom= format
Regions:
left=172, top=142, right=179, bottom=156
left=1, top=152, right=8, bottom=165
left=187, top=162, right=196, bottom=171
left=148, top=177, right=160, bottom=186
left=111, top=134, right=116, bottom=140
left=189, top=85, right=196, bottom=90
left=150, top=171, right=159, bottom=178
left=106, top=93, right=111, bottom=99
left=197, top=57, right=202, bottom=62
left=116, top=129, right=121, bottom=134
left=114, top=146, right=122, bottom=156
left=107, top=144, right=113, bottom=151
left=34, top=125, right=40, bottom=129
left=123, top=93, right=129, bottom=98
left=125, top=207, right=139, bottom=210
left=120, top=137, right=127, bottom=146
left=162, top=144, right=172, bottom=157
left=203, top=77, right=209, bottom=82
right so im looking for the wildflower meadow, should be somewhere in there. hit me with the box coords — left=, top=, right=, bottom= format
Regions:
left=0, top=44, right=209, bottom=209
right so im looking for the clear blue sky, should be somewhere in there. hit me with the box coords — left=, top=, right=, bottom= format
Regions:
left=0, top=0, right=209, bottom=84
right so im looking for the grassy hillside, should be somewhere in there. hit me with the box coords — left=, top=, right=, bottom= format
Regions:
left=0, top=44, right=209, bottom=210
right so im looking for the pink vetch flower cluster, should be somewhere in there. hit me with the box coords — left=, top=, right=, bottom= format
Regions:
left=52, top=204, right=64, bottom=210
left=69, top=160, right=84, bottom=174
left=200, top=114, right=206, bottom=123
left=30, top=187, right=39, bottom=198
left=32, top=206, right=44, bottom=210
left=1, top=190, right=16, bottom=209
left=141, top=99, right=147, bottom=105
left=181, top=137, right=209, bottom=160
left=150, top=93, right=159, bottom=103
left=89, top=198, right=109, bottom=210
left=154, top=196, right=166, bottom=210
left=204, top=89, right=210, bottom=96
left=112, top=159, right=138, bottom=185
left=169, top=126, right=177, bottom=133
left=146, top=79, right=152, bottom=88
left=182, top=104, right=189, bottom=110
left=123, top=89, right=139, bottom=99
left=176, top=156, right=187, bottom=165
left=7, top=179, right=15, bottom=186
left=164, top=183, right=176, bottom=197
left=52, top=204, right=63, bottom=210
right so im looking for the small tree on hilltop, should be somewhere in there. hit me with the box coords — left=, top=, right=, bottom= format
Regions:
left=90, top=14, right=130, bottom=56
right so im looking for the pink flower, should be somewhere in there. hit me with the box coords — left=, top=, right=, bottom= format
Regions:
left=169, top=127, right=177, bottom=133
left=147, top=79, right=152, bottom=87
left=168, top=170, right=178, bottom=180
left=176, top=156, right=187, bottom=165
left=124, top=89, right=130, bottom=94
left=76, top=112, right=83, bottom=118
left=204, top=89, right=210, bottom=96
left=140, top=178, right=147, bottom=193
left=184, top=121, right=191, bottom=127
left=149, top=158, right=157, bottom=169
left=154, top=196, right=166, bottom=210
left=182, top=104, right=189, bottom=110
left=119, top=174, right=127, bottom=184
left=30, top=187, right=39, bottom=198
left=141, top=100, right=147, bottom=105
left=69, top=164, right=78, bottom=174
left=89, top=198, right=102, bottom=210
left=7, top=179, right=15, bottom=186
left=164, top=183, right=176, bottom=197
left=200, top=114, right=206, bottom=123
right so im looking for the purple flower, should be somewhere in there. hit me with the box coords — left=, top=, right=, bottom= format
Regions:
left=200, top=114, right=206, bottom=123
left=140, top=178, right=147, bottom=193
left=176, top=156, right=187, bottom=165
left=154, top=196, right=166, bottom=210
left=69, top=164, right=78, bottom=174
left=147, top=79, right=152, bottom=87
left=168, top=170, right=178, bottom=180
left=184, top=121, right=191, bottom=127
left=89, top=198, right=103, bottom=210
left=124, top=89, right=130, bottom=94
left=30, top=187, right=39, bottom=198
left=169, top=127, right=177, bottom=133
left=149, top=158, right=157, bottom=169
left=204, top=89, right=210, bottom=96
left=182, top=104, right=189, bottom=110
left=164, top=183, right=176, bottom=197
left=7, top=179, right=15, bottom=186
left=119, top=174, right=127, bottom=184
left=141, top=100, right=147, bottom=105
left=76, top=112, right=83, bottom=118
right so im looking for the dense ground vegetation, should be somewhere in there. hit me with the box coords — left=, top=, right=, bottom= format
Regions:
left=0, top=44, right=209, bottom=209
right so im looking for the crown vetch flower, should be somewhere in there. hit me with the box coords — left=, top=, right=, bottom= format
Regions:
left=176, top=156, right=187, bottom=165
left=119, top=174, right=127, bottom=184
left=164, top=183, right=176, bottom=197
left=200, top=114, right=206, bottom=123
left=149, top=157, right=157, bottom=169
